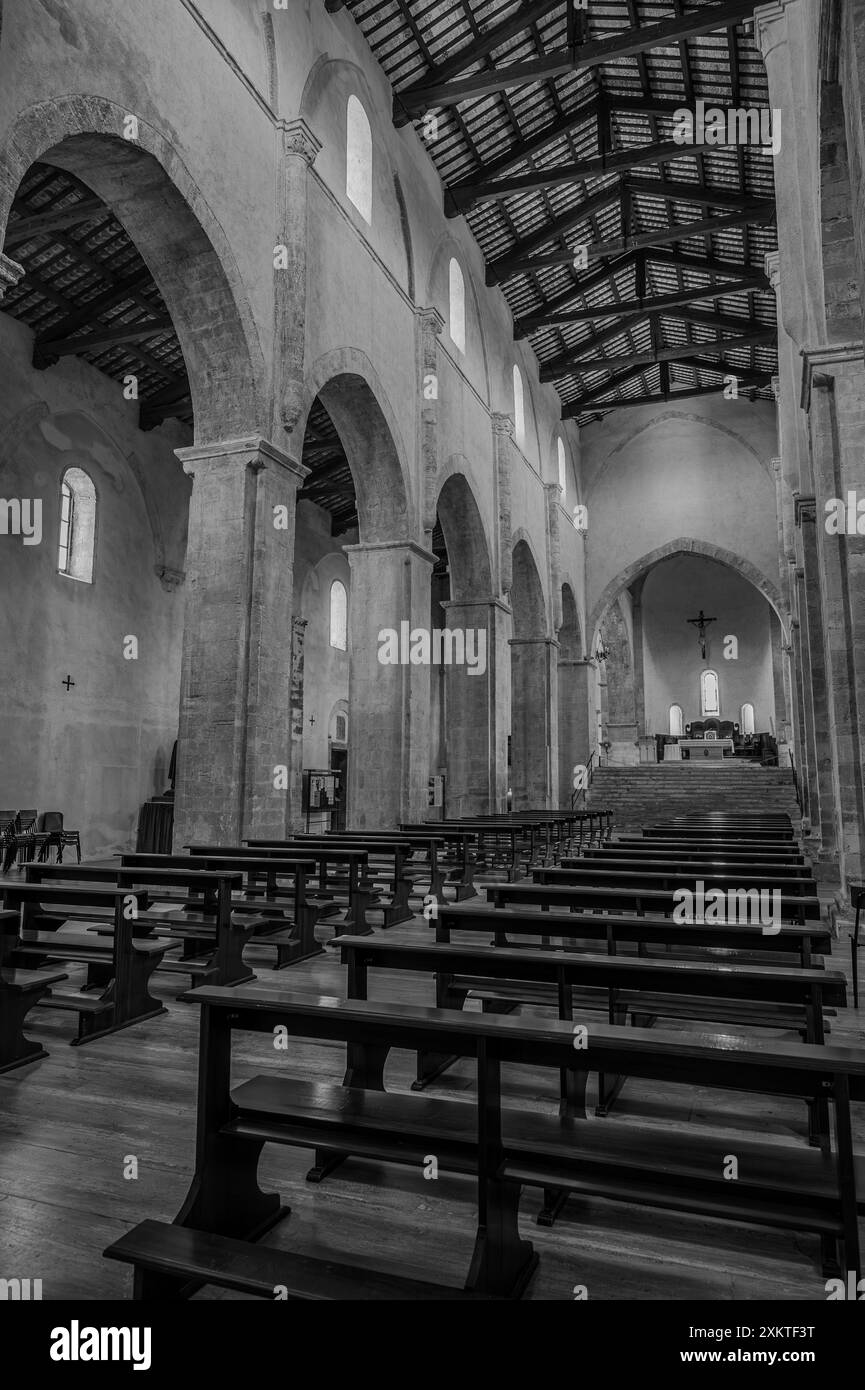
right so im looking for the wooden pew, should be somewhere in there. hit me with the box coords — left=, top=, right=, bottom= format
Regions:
left=585, top=847, right=813, bottom=877
left=103, top=987, right=865, bottom=1295
left=121, top=852, right=322, bottom=967
left=436, top=901, right=833, bottom=968
left=400, top=823, right=478, bottom=899
left=646, top=824, right=795, bottom=843
left=247, top=836, right=421, bottom=927
left=187, top=844, right=373, bottom=934
left=487, top=879, right=823, bottom=923
left=611, top=837, right=808, bottom=863
left=335, top=933, right=846, bottom=1140
left=0, top=909, right=68, bottom=1073
left=276, top=830, right=448, bottom=901
left=2, top=884, right=166, bottom=1043
left=25, top=863, right=257, bottom=987
left=536, top=863, right=818, bottom=897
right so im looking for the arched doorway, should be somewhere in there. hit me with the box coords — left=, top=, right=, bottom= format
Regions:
left=432, top=470, right=503, bottom=815
left=0, top=115, right=264, bottom=852
left=293, top=361, right=422, bottom=829
left=509, top=536, right=555, bottom=809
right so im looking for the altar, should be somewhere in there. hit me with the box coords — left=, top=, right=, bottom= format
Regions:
left=671, top=738, right=734, bottom=761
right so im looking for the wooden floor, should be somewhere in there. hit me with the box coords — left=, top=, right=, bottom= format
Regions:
left=1, top=871, right=863, bottom=1301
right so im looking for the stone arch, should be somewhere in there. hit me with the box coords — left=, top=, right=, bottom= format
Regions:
left=559, top=582, right=581, bottom=660
left=303, top=348, right=413, bottom=541
left=435, top=470, right=493, bottom=600
left=590, top=410, right=774, bottom=491
left=589, top=537, right=788, bottom=644
left=510, top=532, right=547, bottom=637
left=426, top=232, right=491, bottom=404
left=0, top=96, right=267, bottom=444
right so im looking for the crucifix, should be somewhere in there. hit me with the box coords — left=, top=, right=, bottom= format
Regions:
left=686, top=610, right=716, bottom=661
left=62, top=674, right=75, bottom=691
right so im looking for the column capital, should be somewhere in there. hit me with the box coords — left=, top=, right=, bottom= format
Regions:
left=510, top=636, right=559, bottom=650
left=771, top=455, right=782, bottom=475
left=0, top=251, right=24, bottom=300
left=417, top=305, right=445, bottom=337
left=794, top=494, right=817, bottom=526
left=491, top=411, right=515, bottom=440
left=800, top=340, right=865, bottom=410
left=343, top=538, right=437, bottom=566
left=175, top=434, right=309, bottom=482
left=154, top=564, right=186, bottom=592
left=441, top=596, right=512, bottom=616
left=754, top=0, right=798, bottom=59
left=763, top=250, right=780, bottom=293
left=278, top=117, right=321, bottom=165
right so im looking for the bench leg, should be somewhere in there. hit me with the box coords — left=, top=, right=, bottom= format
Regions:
left=537, top=1186, right=570, bottom=1228
left=465, top=1179, right=537, bottom=1299
left=175, top=1134, right=288, bottom=1242
left=0, top=986, right=52, bottom=1073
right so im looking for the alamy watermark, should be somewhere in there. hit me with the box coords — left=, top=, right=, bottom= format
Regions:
left=672, top=100, right=781, bottom=156
left=673, top=880, right=782, bottom=935
left=0, top=497, right=42, bottom=545
left=377, top=622, right=487, bottom=676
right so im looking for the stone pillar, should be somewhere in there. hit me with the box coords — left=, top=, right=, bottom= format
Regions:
left=795, top=496, right=837, bottom=861
left=441, top=598, right=510, bottom=815
left=344, top=540, right=435, bottom=828
left=631, top=580, right=647, bottom=736
left=274, top=118, right=321, bottom=439
left=173, top=436, right=308, bottom=846
left=510, top=638, right=558, bottom=809
left=558, top=658, right=592, bottom=806
left=418, top=307, right=444, bottom=542
left=288, top=616, right=307, bottom=832
left=802, top=349, right=865, bottom=894
left=492, top=414, right=513, bottom=597
left=792, top=563, right=820, bottom=846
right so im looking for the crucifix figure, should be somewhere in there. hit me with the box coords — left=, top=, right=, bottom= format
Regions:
left=62, top=674, right=75, bottom=691
left=686, top=610, right=716, bottom=661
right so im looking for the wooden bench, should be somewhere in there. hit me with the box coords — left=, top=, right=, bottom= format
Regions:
left=2, top=884, right=166, bottom=1044
left=646, top=824, right=795, bottom=843
left=187, top=844, right=373, bottom=934
left=537, top=863, right=818, bottom=897
left=121, top=852, right=322, bottom=968
left=248, top=836, right=427, bottom=928
left=106, top=986, right=865, bottom=1294
left=259, top=831, right=449, bottom=902
left=585, top=848, right=813, bottom=877
left=400, top=823, right=478, bottom=899
left=0, top=909, right=68, bottom=1073
left=25, top=863, right=257, bottom=987
left=487, top=879, right=823, bottom=924
left=612, top=837, right=808, bottom=863
left=334, top=933, right=846, bottom=1141
left=436, top=901, right=833, bottom=968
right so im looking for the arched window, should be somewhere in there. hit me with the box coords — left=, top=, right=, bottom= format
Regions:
left=448, top=258, right=465, bottom=353
left=741, top=702, right=755, bottom=736
left=700, top=669, right=720, bottom=717
left=557, top=438, right=567, bottom=498
left=346, top=95, right=372, bottom=223
left=58, top=467, right=96, bottom=583
left=669, top=703, right=684, bottom=737
left=329, top=579, right=348, bottom=651
left=513, top=364, right=525, bottom=447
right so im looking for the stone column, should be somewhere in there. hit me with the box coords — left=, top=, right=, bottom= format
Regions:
left=274, top=118, right=321, bottom=439
left=802, top=349, right=865, bottom=893
left=631, top=579, right=647, bottom=736
left=557, top=658, right=592, bottom=806
left=795, top=496, right=837, bottom=861
left=288, top=616, right=308, bottom=832
left=793, top=562, right=820, bottom=847
left=510, top=638, right=558, bottom=809
left=344, top=540, right=435, bottom=828
left=492, top=413, right=513, bottom=597
left=441, top=598, right=510, bottom=815
left=173, top=436, right=308, bottom=846
left=418, top=307, right=444, bottom=542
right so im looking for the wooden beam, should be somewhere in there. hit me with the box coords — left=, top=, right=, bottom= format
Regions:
left=34, top=317, right=174, bottom=368
left=486, top=182, right=623, bottom=285
left=540, top=329, right=777, bottom=380
left=324, top=0, right=347, bottom=11
left=5, top=198, right=106, bottom=244
left=139, top=384, right=192, bottom=431
left=627, top=176, right=773, bottom=209
left=448, top=141, right=717, bottom=214
left=563, top=377, right=772, bottom=419
left=517, top=275, right=765, bottom=334
left=539, top=310, right=771, bottom=378
left=394, top=0, right=760, bottom=122
left=513, top=251, right=640, bottom=338
left=393, top=0, right=566, bottom=126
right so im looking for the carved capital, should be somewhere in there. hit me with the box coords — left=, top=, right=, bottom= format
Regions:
left=0, top=252, right=24, bottom=301
left=763, top=250, right=780, bottom=293
left=754, top=0, right=797, bottom=61
left=491, top=411, right=515, bottom=440
left=154, top=564, right=186, bottom=592
left=279, top=118, right=321, bottom=166
left=794, top=494, right=817, bottom=526
left=417, top=305, right=445, bottom=339
left=176, top=435, right=309, bottom=483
